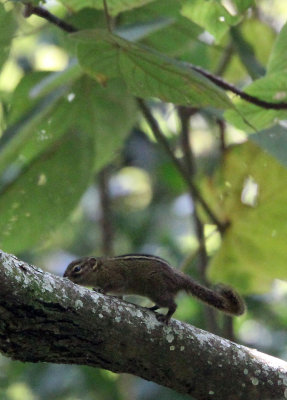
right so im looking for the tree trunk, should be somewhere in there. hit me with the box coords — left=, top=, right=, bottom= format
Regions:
left=0, top=250, right=286, bottom=400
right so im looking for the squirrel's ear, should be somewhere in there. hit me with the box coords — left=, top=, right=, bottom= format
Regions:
left=88, top=257, right=100, bottom=271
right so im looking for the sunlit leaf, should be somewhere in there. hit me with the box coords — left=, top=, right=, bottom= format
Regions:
left=207, top=141, right=287, bottom=293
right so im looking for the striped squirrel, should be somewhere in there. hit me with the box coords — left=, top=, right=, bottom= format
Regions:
left=64, top=254, right=245, bottom=324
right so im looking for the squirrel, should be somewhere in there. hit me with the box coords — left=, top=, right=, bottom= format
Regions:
left=63, top=254, right=245, bottom=324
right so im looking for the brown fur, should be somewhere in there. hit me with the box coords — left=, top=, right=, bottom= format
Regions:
left=64, top=255, right=245, bottom=324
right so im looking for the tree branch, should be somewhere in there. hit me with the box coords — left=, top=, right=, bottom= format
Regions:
left=23, top=3, right=77, bottom=33
left=98, top=167, right=114, bottom=256
left=137, top=98, right=228, bottom=234
left=0, top=250, right=287, bottom=400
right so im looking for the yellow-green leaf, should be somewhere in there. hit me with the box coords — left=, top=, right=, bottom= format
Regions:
left=207, top=141, right=287, bottom=293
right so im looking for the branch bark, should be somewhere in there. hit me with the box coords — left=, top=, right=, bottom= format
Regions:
left=0, top=250, right=286, bottom=400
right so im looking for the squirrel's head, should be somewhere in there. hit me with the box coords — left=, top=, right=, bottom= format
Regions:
left=63, top=257, right=100, bottom=284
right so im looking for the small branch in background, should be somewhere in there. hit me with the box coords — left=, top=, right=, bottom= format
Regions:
left=178, top=106, right=197, bottom=177
left=137, top=98, right=228, bottom=234
left=214, top=41, right=234, bottom=77
left=178, top=106, right=208, bottom=279
left=23, top=3, right=77, bottom=33
left=217, top=118, right=227, bottom=152
left=98, top=167, right=114, bottom=256
left=103, top=0, right=112, bottom=33
left=178, top=106, right=218, bottom=334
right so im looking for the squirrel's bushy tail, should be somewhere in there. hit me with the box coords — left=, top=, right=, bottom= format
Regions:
left=183, top=277, right=245, bottom=316
left=213, top=283, right=245, bottom=316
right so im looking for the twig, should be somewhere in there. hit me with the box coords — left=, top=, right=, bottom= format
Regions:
left=178, top=106, right=209, bottom=277
left=137, top=99, right=228, bottom=234
left=214, top=41, right=234, bottom=77
left=217, top=118, right=227, bottom=152
left=103, top=0, right=112, bottom=33
left=191, top=64, right=287, bottom=110
left=23, top=3, right=77, bottom=33
left=98, top=167, right=114, bottom=256
left=178, top=106, right=218, bottom=334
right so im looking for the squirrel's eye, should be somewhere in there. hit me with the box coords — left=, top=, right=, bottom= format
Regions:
left=73, top=265, right=82, bottom=274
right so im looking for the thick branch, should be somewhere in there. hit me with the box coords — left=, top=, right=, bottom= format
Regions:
left=0, top=251, right=286, bottom=400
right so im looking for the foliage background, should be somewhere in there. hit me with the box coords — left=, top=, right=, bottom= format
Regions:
left=1, top=0, right=287, bottom=399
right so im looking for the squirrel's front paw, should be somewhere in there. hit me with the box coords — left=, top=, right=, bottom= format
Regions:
left=156, top=313, right=170, bottom=325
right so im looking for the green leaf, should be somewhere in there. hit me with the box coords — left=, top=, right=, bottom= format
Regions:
left=0, top=72, right=137, bottom=253
left=0, top=5, right=16, bottom=69
left=71, top=77, right=138, bottom=170
left=119, top=0, right=203, bottom=62
left=251, top=125, right=287, bottom=168
left=74, top=29, right=232, bottom=109
left=230, top=28, right=265, bottom=79
left=267, top=21, right=287, bottom=74
left=207, top=141, right=287, bottom=293
left=0, top=80, right=66, bottom=176
left=0, top=131, right=94, bottom=253
left=233, top=0, right=254, bottom=13
left=225, top=72, right=287, bottom=132
left=181, top=0, right=240, bottom=43
left=58, top=0, right=156, bottom=16
left=1, top=75, right=137, bottom=180
left=28, top=62, right=83, bottom=99
left=115, top=18, right=174, bottom=42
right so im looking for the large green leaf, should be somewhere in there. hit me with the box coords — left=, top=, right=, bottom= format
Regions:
left=267, top=21, right=287, bottom=74
left=0, top=75, right=137, bottom=252
left=0, top=73, right=137, bottom=177
left=74, top=29, right=232, bottom=109
left=0, top=71, right=79, bottom=177
left=71, top=77, right=138, bottom=170
left=0, top=131, right=94, bottom=253
left=58, top=0, right=156, bottom=16
left=0, top=83, right=66, bottom=177
left=251, top=125, right=287, bottom=168
left=206, top=141, right=287, bottom=293
left=0, top=5, right=16, bottom=69
left=181, top=0, right=240, bottom=43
